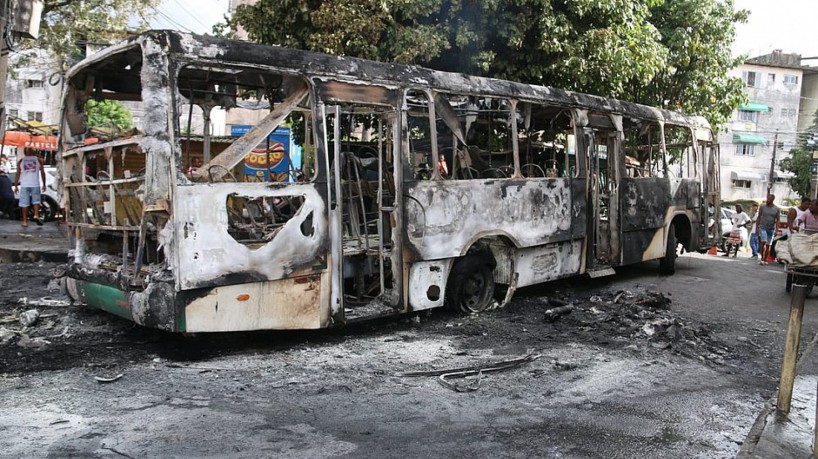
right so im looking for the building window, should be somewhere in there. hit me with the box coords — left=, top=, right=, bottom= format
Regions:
left=768, top=73, right=776, bottom=84
left=9, top=109, right=18, bottom=118
left=784, top=74, right=799, bottom=85
left=732, top=179, right=752, bottom=189
left=738, top=110, right=758, bottom=123
left=781, top=108, right=797, bottom=117
left=743, top=71, right=761, bottom=87
left=736, top=144, right=755, bottom=156
left=27, top=111, right=42, bottom=122
left=24, top=79, right=43, bottom=88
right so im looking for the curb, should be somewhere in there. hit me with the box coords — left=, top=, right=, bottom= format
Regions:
left=736, top=402, right=772, bottom=458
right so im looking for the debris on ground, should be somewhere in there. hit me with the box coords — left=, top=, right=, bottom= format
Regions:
left=398, top=353, right=542, bottom=392
left=540, top=289, right=728, bottom=365
left=94, top=374, right=124, bottom=384
left=18, top=309, right=39, bottom=327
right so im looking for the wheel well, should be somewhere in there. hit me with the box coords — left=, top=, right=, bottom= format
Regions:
left=671, top=214, right=692, bottom=249
left=463, top=236, right=515, bottom=284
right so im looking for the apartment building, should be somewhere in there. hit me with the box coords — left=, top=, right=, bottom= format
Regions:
left=718, top=51, right=803, bottom=201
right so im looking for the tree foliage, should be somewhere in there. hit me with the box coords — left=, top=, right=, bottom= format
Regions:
left=780, top=109, right=818, bottom=198
left=86, top=100, right=133, bottom=130
left=230, top=0, right=748, bottom=128
left=17, top=0, right=160, bottom=70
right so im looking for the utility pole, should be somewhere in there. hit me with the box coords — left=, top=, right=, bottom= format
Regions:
left=807, top=133, right=818, bottom=200
left=768, top=130, right=778, bottom=196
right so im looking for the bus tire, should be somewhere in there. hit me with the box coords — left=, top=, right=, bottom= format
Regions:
left=659, top=225, right=676, bottom=275
left=446, top=254, right=495, bottom=313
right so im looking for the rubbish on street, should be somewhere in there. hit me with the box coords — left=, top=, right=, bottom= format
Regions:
left=19, top=309, right=40, bottom=327
left=398, top=353, right=542, bottom=392
left=94, top=374, right=124, bottom=383
left=544, top=304, right=574, bottom=322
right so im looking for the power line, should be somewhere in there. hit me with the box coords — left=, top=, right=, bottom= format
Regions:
left=171, top=0, right=210, bottom=31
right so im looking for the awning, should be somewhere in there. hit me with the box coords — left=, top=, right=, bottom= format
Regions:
left=739, top=102, right=770, bottom=112
left=733, top=133, right=768, bottom=144
left=775, top=170, right=795, bottom=179
left=731, top=170, right=767, bottom=181
left=0, top=130, right=57, bottom=151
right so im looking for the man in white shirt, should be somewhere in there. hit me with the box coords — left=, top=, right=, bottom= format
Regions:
left=749, top=203, right=759, bottom=259
left=12, top=148, right=46, bottom=227
left=725, top=204, right=751, bottom=257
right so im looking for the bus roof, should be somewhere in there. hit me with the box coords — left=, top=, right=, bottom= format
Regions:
left=68, top=30, right=711, bottom=133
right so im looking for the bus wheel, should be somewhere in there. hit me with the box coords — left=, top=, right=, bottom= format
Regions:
left=659, top=225, right=676, bottom=275
left=447, top=255, right=496, bottom=313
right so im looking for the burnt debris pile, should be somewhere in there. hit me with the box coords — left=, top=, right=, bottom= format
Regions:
left=545, top=289, right=731, bottom=365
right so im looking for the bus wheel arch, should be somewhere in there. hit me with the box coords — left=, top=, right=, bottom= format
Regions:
left=445, top=237, right=514, bottom=313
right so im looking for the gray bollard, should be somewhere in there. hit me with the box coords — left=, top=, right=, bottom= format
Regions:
left=778, top=283, right=808, bottom=415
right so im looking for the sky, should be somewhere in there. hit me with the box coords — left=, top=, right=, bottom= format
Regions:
left=732, top=0, right=818, bottom=59
left=149, top=0, right=230, bottom=35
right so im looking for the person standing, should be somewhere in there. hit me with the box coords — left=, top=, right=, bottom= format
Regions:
left=13, top=148, right=46, bottom=227
left=748, top=203, right=760, bottom=259
left=726, top=204, right=751, bottom=257
left=787, top=197, right=811, bottom=234
left=756, top=194, right=780, bottom=265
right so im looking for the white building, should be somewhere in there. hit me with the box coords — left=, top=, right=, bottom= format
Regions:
left=718, top=51, right=803, bottom=202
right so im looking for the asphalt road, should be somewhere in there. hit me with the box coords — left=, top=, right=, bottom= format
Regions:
left=0, top=249, right=814, bottom=458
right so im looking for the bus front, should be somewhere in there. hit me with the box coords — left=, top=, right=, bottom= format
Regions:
left=61, top=32, right=331, bottom=332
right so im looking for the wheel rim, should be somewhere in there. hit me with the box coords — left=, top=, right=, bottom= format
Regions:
left=461, top=271, right=487, bottom=311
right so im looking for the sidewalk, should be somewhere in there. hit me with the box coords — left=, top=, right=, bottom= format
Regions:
left=738, top=327, right=818, bottom=457
left=0, top=217, right=69, bottom=263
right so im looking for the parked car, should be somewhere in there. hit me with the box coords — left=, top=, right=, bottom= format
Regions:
left=4, top=166, right=60, bottom=222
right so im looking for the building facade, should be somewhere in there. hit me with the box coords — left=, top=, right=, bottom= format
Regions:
left=718, top=51, right=803, bottom=202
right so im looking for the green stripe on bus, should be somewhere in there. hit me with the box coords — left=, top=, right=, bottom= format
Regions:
left=80, top=282, right=132, bottom=321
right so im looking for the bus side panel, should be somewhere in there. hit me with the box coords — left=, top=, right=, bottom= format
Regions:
left=571, top=178, right=588, bottom=239
left=620, top=178, right=669, bottom=231
left=172, top=184, right=328, bottom=290
left=669, top=179, right=700, bottom=211
left=182, top=274, right=329, bottom=332
left=622, top=228, right=664, bottom=265
left=404, top=178, right=573, bottom=259
left=620, top=178, right=669, bottom=265
left=514, top=240, right=583, bottom=288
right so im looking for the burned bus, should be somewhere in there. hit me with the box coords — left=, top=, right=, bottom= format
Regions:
left=59, top=31, right=720, bottom=332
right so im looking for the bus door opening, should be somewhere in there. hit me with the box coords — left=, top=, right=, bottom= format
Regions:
left=325, top=102, right=400, bottom=321
left=585, top=124, right=620, bottom=268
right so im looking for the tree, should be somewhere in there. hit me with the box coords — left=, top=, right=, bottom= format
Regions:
left=229, top=0, right=748, bottom=129
left=17, top=0, right=160, bottom=70
left=780, top=109, right=818, bottom=198
left=86, top=100, right=133, bottom=130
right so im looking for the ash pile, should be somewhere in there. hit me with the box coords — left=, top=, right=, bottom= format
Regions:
left=543, top=289, right=731, bottom=365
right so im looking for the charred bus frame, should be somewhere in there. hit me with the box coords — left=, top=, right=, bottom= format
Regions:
left=59, top=31, right=720, bottom=332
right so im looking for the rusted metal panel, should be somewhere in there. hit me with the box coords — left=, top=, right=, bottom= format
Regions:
left=620, top=178, right=670, bottom=231
left=514, top=240, right=583, bottom=288
left=183, top=274, right=328, bottom=332
left=172, top=183, right=328, bottom=290
left=314, top=79, right=399, bottom=106
left=403, top=178, right=573, bottom=260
